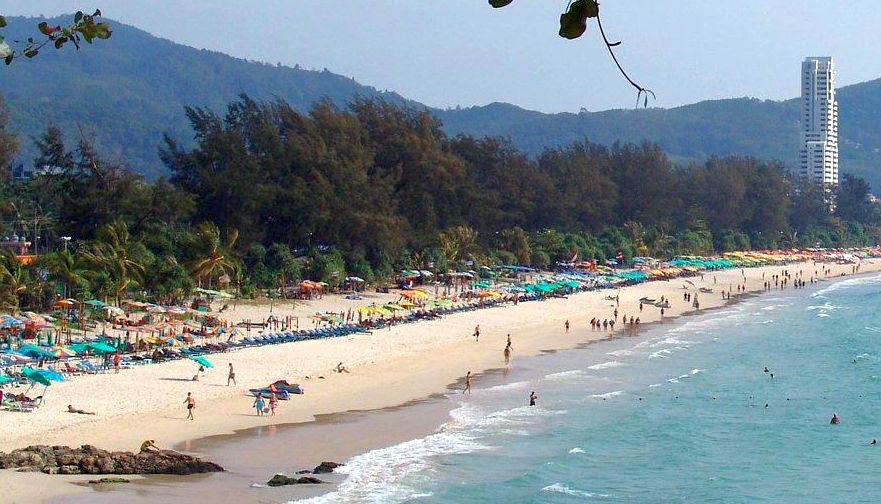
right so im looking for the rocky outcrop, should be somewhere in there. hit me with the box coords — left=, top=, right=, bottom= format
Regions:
left=0, top=445, right=224, bottom=475
left=312, top=461, right=341, bottom=474
left=267, top=474, right=325, bottom=486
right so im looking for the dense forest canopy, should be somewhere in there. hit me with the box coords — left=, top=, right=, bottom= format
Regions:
left=0, top=94, right=879, bottom=311
left=0, top=17, right=879, bottom=188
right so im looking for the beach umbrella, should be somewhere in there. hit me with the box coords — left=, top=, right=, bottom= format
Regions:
left=0, top=375, right=13, bottom=384
left=189, top=355, right=214, bottom=368
left=22, top=368, right=52, bottom=387
left=87, top=342, right=117, bottom=353
left=53, top=298, right=80, bottom=309
left=103, top=305, right=125, bottom=316
left=383, top=303, right=407, bottom=312
left=17, top=345, right=58, bottom=360
left=83, top=299, right=106, bottom=308
left=3, top=351, right=33, bottom=363
left=0, top=314, right=23, bottom=328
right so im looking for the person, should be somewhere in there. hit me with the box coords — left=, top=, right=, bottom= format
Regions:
left=139, top=439, right=160, bottom=453
left=113, top=351, right=120, bottom=374
left=336, top=362, right=350, bottom=373
left=269, top=393, right=278, bottom=416
left=473, top=325, right=480, bottom=342
left=67, top=404, right=96, bottom=415
left=872, top=439, right=877, bottom=445
left=227, top=363, right=236, bottom=386
left=184, top=392, right=195, bottom=420
left=463, top=371, right=472, bottom=395
left=504, top=343, right=512, bottom=366
left=564, top=320, right=569, bottom=332
left=831, top=413, right=841, bottom=425
left=529, top=391, right=537, bottom=407
left=254, top=394, right=265, bottom=416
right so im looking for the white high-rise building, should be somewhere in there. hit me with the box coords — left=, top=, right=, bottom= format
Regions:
left=799, top=57, right=838, bottom=188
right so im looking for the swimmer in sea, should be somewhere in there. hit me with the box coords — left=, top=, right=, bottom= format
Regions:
left=831, top=413, right=841, bottom=425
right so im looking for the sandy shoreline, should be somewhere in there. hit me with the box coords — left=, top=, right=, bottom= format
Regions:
left=2, top=259, right=878, bottom=503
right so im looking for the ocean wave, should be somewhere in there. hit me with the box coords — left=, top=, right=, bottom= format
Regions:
left=761, top=304, right=791, bottom=311
left=648, top=383, right=662, bottom=388
left=811, top=273, right=881, bottom=298
left=590, top=391, right=624, bottom=399
left=296, top=403, right=567, bottom=503
left=484, top=381, right=530, bottom=392
left=649, top=349, right=672, bottom=359
left=817, top=313, right=830, bottom=318
left=807, top=302, right=842, bottom=311
left=542, top=483, right=611, bottom=499
left=607, top=348, right=636, bottom=357
left=588, top=360, right=625, bottom=370
left=292, top=429, right=488, bottom=504
left=568, top=447, right=585, bottom=454
left=545, top=370, right=586, bottom=381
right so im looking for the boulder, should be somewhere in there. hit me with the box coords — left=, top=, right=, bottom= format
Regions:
left=312, top=461, right=342, bottom=474
left=0, top=445, right=223, bottom=476
left=88, top=477, right=130, bottom=484
left=266, top=474, right=325, bottom=486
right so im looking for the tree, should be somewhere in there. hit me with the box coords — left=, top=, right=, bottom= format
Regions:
left=0, top=94, right=17, bottom=177
left=42, top=248, right=87, bottom=299
left=188, top=222, right=239, bottom=289
left=0, top=11, right=111, bottom=65
left=0, top=249, right=28, bottom=310
left=80, top=220, right=145, bottom=303
left=265, top=243, right=300, bottom=293
left=835, top=174, right=874, bottom=224
left=437, top=225, right=481, bottom=265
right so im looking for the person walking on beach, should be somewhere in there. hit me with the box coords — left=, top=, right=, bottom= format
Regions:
left=113, top=351, right=120, bottom=374
left=254, top=394, right=266, bottom=416
left=227, top=363, right=236, bottom=386
left=529, top=391, right=537, bottom=406
left=565, top=320, right=570, bottom=332
left=473, top=325, right=480, bottom=342
left=184, top=392, right=195, bottom=420
left=464, top=371, right=473, bottom=395
left=269, top=393, right=278, bottom=416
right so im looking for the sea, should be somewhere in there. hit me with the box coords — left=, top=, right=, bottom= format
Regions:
left=294, top=273, right=881, bottom=504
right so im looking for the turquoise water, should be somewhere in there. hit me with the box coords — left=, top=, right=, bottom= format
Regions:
left=297, top=273, right=881, bottom=504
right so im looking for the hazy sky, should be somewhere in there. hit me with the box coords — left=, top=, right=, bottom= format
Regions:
left=2, top=1, right=880, bottom=113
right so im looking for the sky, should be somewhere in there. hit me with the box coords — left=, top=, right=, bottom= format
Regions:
left=2, top=1, right=880, bottom=113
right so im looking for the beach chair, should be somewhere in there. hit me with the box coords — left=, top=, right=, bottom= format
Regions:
left=79, top=360, right=101, bottom=374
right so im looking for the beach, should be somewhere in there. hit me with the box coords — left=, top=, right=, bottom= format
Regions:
left=2, top=259, right=878, bottom=503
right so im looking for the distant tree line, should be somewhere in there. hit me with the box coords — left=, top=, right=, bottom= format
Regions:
left=0, top=94, right=879, bottom=310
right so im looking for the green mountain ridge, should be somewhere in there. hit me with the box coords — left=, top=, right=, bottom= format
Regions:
left=2, top=16, right=880, bottom=188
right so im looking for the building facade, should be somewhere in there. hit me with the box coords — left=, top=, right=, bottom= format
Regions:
left=799, top=57, right=839, bottom=188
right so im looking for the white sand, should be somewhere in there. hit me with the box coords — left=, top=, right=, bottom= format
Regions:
left=1, top=260, right=877, bottom=502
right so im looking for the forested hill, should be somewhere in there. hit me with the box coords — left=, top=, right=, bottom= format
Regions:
left=0, top=16, right=413, bottom=178
left=2, top=16, right=881, bottom=187
left=435, top=80, right=881, bottom=189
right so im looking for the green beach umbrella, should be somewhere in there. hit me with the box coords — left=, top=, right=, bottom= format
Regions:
left=87, top=342, right=117, bottom=354
left=189, top=355, right=214, bottom=368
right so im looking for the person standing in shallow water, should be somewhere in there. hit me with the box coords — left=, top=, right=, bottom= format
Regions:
left=464, top=371, right=473, bottom=395
left=529, top=391, right=537, bottom=406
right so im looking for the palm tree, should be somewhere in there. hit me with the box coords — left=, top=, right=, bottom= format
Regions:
left=0, top=250, right=29, bottom=311
left=41, top=248, right=87, bottom=299
left=188, top=222, right=239, bottom=289
left=80, top=220, right=145, bottom=304
left=437, top=225, right=480, bottom=265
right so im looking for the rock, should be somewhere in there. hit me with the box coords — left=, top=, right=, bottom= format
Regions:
left=0, top=445, right=223, bottom=476
left=312, top=461, right=341, bottom=474
left=296, top=469, right=312, bottom=474
left=266, top=474, right=325, bottom=486
left=88, top=477, right=130, bottom=484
